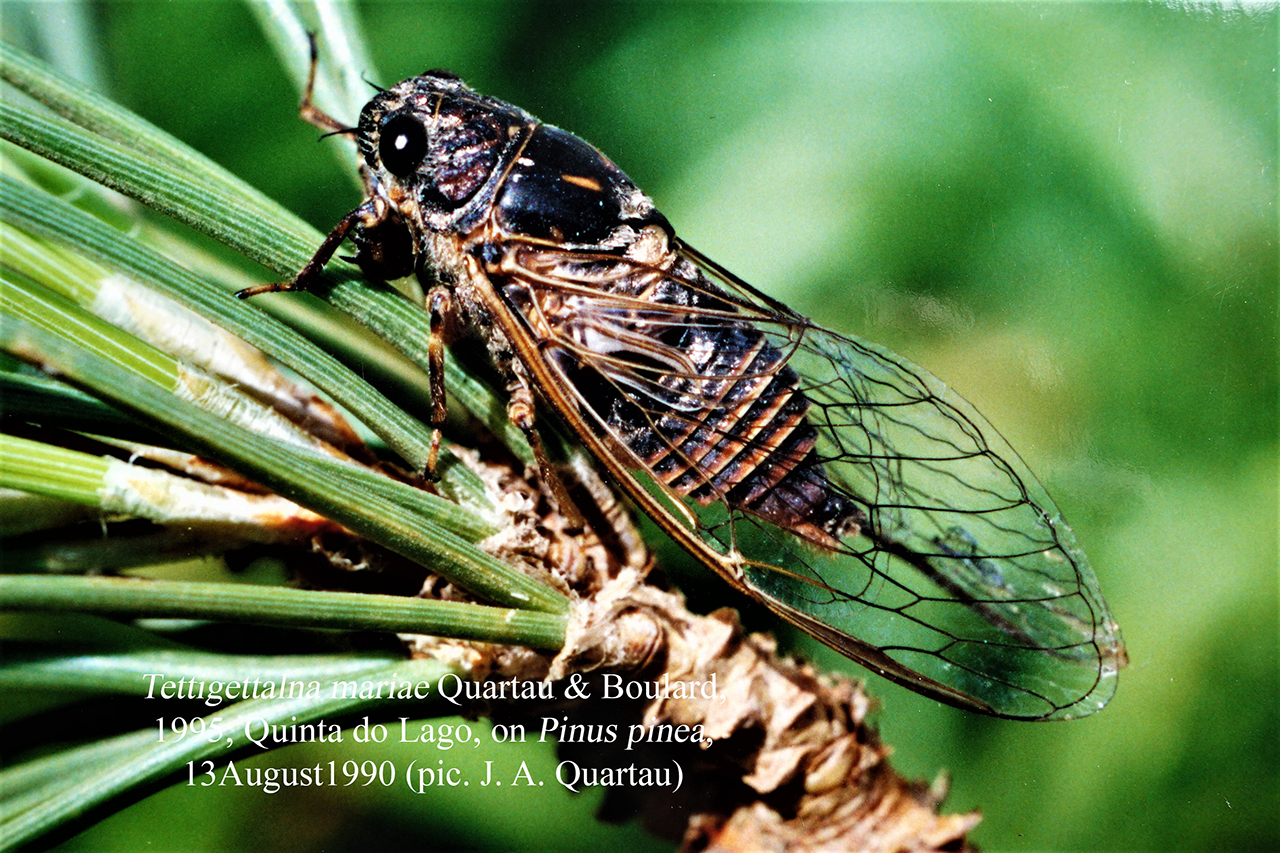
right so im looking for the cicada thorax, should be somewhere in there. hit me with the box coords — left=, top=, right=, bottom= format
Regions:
left=495, top=241, right=865, bottom=551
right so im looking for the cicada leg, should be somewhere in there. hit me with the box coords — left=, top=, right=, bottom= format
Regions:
left=423, top=286, right=459, bottom=479
left=298, top=32, right=349, bottom=135
left=564, top=452, right=648, bottom=574
left=235, top=203, right=371, bottom=298
left=507, top=380, right=585, bottom=530
left=237, top=35, right=368, bottom=299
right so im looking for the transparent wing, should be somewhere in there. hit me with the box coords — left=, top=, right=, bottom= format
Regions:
left=493, top=240, right=1126, bottom=720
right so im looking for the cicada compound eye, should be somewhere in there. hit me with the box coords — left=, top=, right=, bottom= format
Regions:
left=378, top=113, right=428, bottom=178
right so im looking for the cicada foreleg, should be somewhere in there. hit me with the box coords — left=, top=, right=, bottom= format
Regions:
left=298, top=32, right=348, bottom=135
left=235, top=204, right=370, bottom=298
left=237, top=36, right=370, bottom=299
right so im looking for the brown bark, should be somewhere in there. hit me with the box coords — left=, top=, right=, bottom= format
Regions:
left=403, top=449, right=979, bottom=852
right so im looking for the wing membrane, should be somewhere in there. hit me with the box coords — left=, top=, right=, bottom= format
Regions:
left=490, top=239, right=1126, bottom=720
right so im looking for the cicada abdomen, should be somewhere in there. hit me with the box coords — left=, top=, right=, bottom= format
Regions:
left=279, top=68, right=1127, bottom=721
left=497, top=245, right=863, bottom=550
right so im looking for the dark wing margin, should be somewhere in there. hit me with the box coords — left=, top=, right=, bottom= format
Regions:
left=487, top=240, right=1126, bottom=721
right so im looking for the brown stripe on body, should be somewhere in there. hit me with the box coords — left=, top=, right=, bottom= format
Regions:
left=513, top=249, right=864, bottom=547
left=645, top=333, right=785, bottom=479
left=618, top=320, right=859, bottom=546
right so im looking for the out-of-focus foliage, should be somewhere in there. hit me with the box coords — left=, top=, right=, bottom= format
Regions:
left=4, top=1, right=1274, bottom=851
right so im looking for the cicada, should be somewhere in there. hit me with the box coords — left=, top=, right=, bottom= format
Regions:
left=253, top=62, right=1126, bottom=721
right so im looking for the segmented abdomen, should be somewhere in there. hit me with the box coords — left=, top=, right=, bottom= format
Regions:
left=536, top=262, right=862, bottom=546
left=628, top=320, right=857, bottom=543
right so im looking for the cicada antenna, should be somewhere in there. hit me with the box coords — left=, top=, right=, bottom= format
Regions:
left=319, top=127, right=359, bottom=140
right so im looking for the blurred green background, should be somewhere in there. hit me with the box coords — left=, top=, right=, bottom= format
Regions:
left=3, top=1, right=1275, bottom=851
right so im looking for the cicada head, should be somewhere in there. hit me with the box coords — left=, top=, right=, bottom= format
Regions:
left=355, top=72, right=524, bottom=233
